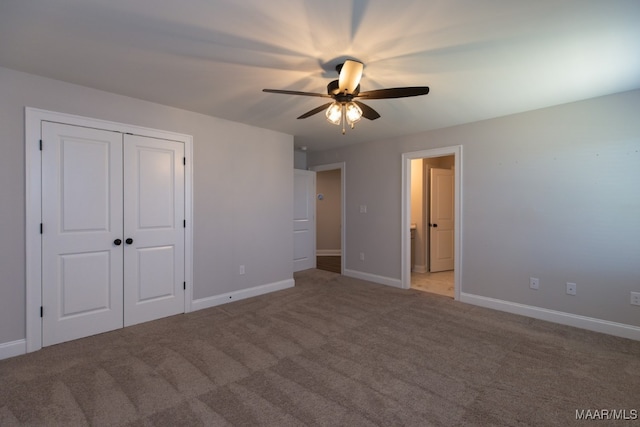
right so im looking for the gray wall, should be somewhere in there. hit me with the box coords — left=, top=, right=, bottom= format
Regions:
left=294, top=150, right=307, bottom=170
left=0, top=66, right=293, bottom=344
left=309, top=90, right=640, bottom=328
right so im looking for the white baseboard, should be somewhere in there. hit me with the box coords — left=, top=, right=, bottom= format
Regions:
left=317, top=249, right=341, bottom=257
left=191, top=279, right=295, bottom=312
left=0, top=339, right=27, bottom=361
left=343, top=269, right=403, bottom=289
left=412, top=264, right=427, bottom=273
left=460, top=292, right=640, bottom=341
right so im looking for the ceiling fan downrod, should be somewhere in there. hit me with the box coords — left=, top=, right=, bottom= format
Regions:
left=342, top=106, right=346, bottom=135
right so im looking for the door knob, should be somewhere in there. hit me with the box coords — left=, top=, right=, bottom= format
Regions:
left=429, top=223, right=438, bottom=228
left=125, top=238, right=134, bottom=245
left=114, top=239, right=122, bottom=246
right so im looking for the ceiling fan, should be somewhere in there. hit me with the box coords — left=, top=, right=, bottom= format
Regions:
left=263, top=60, right=430, bottom=134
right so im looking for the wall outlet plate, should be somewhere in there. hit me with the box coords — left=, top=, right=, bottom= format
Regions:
left=631, top=291, right=640, bottom=306
left=566, top=282, right=577, bottom=296
left=529, top=277, right=539, bottom=290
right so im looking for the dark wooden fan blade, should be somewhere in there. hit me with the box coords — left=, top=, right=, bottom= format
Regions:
left=356, top=86, right=429, bottom=99
left=263, top=89, right=331, bottom=98
left=297, top=102, right=334, bottom=119
left=353, top=101, right=380, bottom=120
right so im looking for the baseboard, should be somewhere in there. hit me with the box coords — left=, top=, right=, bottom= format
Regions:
left=412, top=264, right=427, bottom=273
left=191, top=278, right=295, bottom=311
left=0, top=339, right=27, bottom=361
left=317, top=249, right=341, bottom=257
left=460, top=292, right=640, bottom=341
left=343, top=269, right=403, bottom=289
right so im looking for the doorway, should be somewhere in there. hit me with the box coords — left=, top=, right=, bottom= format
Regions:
left=311, top=163, right=345, bottom=275
left=401, top=147, right=462, bottom=299
left=410, top=157, right=454, bottom=297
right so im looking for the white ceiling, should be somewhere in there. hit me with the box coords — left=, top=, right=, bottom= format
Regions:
left=1, top=0, right=639, bottom=151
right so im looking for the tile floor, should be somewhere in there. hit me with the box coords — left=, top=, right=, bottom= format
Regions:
left=411, top=270, right=454, bottom=298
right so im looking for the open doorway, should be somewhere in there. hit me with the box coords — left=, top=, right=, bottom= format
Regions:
left=401, top=147, right=462, bottom=299
left=311, top=163, right=346, bottom=275
left=410, top=156, right=455, bottom=297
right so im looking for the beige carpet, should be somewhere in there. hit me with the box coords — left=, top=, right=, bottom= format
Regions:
left=1, top=269, right=639, bottom=426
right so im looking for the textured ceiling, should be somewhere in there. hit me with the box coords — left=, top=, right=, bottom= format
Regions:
left=1, top=0, right=639, bottom=151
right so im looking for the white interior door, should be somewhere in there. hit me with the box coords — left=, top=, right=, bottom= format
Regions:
left=42, top=122, right=124, bottom=346
left=123, top=135, right=185, bottom=326
left=293, top=169, right=316, bottom=272
left=42, top=124, right=185, bottom=345
left=429, top=168, right=454, bottom=272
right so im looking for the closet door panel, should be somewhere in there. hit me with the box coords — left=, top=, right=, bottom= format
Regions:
left=123, top=134, right=185, bottom=326
left=41, top=122, right=124, bottom=346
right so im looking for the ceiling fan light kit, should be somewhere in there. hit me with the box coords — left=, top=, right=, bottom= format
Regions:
left=345, top=102, right=363, bottom=125
left=263, top=59, right=429, bottom=134
left=325, top=102, right=343, bottom=125
left=326, top=101, right=363, bottom=134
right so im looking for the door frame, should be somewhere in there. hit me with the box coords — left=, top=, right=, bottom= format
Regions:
left=310, top=162, right=346, bottom=275
left=25, top=107, right=194, bottom=353
left=401, top=146, right=462, bottom=299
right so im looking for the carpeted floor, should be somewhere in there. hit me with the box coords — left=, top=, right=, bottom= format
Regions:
left=1, top=269, right=639, bottom=426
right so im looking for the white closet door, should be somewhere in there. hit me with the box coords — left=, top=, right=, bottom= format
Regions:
left=123, top=134, right=185, bottom=326
left=42, top=122, right=124, bottom=346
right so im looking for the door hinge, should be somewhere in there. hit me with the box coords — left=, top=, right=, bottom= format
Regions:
left=40, top=306, right=43, bottom=318
left=40, top=223, right=43, bottom=234
left=183, top=157, right=186, bottom=165
left=183, top=220, right=186, bottom=228
left=39, top=139, right=43, bottom=150
left=183, top=282, right=186, bottom=290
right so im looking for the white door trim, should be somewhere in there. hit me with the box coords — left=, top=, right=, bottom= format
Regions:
left=401, top=147, right=462, bottom=299
left=310, top=162, right=346, bottom=275
left=25, top=107, right=194, bottom=353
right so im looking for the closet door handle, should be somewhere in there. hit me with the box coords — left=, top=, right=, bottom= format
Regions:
left=125, top=238, right=134, bottom=245
left=114, top=239, right=122, bottom=246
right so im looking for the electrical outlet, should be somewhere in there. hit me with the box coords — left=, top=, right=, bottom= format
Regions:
left=359, top=205, right=367, bottom=213
left=631, top=292, right=640, bottom=306
left=239, top=265, right=245, bottom=275
left=529, top=277, right=539, bottom=290
left=359, top=252, right=365, bottom=261
left=566, top=282, right=577, bottom=296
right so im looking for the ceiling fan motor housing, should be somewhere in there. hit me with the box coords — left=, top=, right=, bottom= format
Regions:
left=327, top=80, right=359, bottom=100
